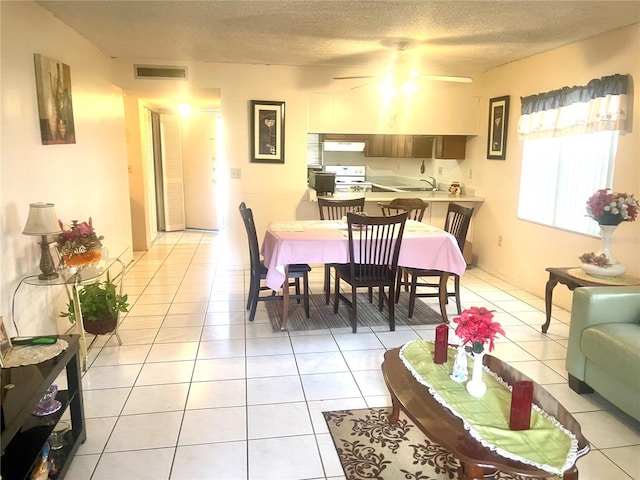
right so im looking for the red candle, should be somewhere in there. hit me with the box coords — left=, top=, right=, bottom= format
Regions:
left=434, top=323, right=448, bottom=364
left=509, top=381, right=533, bottom=430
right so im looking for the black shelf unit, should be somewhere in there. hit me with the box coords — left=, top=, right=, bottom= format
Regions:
left=1, top=335, right=86, bottom=480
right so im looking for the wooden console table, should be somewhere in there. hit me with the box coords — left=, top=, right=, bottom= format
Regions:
left=543, top=267, right=640, bottom=333
left=1, top=335, right=86, bottom=480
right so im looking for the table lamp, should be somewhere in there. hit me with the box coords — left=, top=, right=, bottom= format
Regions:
left=23, top=202, right=62, bottom=280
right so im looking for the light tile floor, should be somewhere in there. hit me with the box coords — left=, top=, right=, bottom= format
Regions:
left=62, top=230, right=640, bottom=480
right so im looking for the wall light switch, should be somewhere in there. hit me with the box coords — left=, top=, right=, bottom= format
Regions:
left=230, top=168, right=242, bottom=179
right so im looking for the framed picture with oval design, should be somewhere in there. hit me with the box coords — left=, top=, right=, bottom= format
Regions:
left=250, top=100, right=285, bottom=164
left=487, top=95, right=509, bottom=160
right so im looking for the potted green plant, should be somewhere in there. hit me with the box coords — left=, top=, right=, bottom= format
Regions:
left=60, top=274, right=129, bottom=335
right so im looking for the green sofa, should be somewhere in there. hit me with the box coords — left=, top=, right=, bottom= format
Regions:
left=566, top=286, right=640, bottom=421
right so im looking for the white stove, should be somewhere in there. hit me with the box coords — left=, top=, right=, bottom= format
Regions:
left=324, top=165, right=372, bottom=193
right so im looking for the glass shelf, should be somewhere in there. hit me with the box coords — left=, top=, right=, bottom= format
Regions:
left=21, top=244, right=129, bottom=371
left=23, top=244, right=129, bottom=287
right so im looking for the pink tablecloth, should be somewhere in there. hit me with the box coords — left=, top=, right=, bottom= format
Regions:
left=261, top=220, right=467, bottom=291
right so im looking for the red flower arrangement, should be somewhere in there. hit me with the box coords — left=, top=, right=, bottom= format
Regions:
left=453, top=307, right=504, bottom=354
left=586, top=189, right=638, bottom=226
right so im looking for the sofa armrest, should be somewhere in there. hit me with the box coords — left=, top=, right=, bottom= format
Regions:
left=566, top=286, right=640, bottom=381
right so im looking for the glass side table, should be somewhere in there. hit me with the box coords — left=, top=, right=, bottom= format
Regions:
left=23, top=244, right=129, bottom=370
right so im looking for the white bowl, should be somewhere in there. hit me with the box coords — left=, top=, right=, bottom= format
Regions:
left=580, top=262, right=626, bottom=277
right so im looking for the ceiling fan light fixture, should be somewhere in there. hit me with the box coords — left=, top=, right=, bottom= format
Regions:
left=400, top=79, right=418, bottom=95
left=381, top=80, right=397, bottom=97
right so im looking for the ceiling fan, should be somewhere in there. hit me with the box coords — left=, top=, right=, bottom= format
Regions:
left=333, top=41, right=473, bottom=90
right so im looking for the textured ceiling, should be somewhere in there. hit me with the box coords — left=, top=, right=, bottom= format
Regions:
left=37, top=1, right=640, bottom=76
left=35, top=1, right=640, bottom=110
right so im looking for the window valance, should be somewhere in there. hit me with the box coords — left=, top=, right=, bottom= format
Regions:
left=518, top=74, right=630, bottom=140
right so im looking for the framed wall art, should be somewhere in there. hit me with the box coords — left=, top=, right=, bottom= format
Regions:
left=34, top=54, right=76, bottom=145
left=250, top=100, right=285, bottom=163
left=487, top=95, right=510, bottom=160
left=0, top=316, right=11, bottom=368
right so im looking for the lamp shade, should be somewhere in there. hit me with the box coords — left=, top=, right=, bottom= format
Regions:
left=22, top=202, right=62, bottom=236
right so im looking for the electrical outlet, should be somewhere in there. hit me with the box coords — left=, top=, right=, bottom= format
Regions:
left=469, top=169, right=473, bottom=180
left=230, top=168, right=241, bottom=179
left=438, top=166, right=443, bottom=175
left=498, top=235, right=503, bottom=247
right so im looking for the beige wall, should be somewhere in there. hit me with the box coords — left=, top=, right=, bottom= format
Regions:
left=0, top=2, right=133, bottom=336
left=466, top=24, right=640, bottom=309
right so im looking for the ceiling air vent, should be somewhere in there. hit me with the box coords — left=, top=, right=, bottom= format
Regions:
left=134, top=65, right=188, bottom=80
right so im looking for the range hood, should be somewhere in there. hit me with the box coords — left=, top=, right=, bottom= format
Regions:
left=323, top=141, right=366, bottom=152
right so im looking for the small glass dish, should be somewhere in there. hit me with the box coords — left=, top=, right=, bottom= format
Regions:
left=48, top=421, right=70, bottom=450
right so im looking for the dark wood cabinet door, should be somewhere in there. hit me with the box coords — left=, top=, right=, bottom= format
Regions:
left=435, top=135, right=466, bottom=159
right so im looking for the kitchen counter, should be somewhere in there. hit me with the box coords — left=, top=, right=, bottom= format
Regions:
left=311, top=189, right=484, bottom=203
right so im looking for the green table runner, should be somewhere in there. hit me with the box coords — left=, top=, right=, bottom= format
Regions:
left=400, top=340, right=578, bottom=475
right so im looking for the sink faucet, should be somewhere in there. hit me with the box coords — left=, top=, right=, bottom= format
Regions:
left=421, top=176, right=437, bottom=191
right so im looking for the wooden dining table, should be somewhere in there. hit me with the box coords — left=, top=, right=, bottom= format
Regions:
left=261, top=219, right=467, bottom=330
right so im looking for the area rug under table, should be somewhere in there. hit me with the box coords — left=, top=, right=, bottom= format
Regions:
left=324, top=407, right=559, bottom=480
left=266, top=292, right=443, bottom=331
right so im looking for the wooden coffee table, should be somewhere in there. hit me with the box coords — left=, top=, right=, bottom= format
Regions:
left=381, top=348, right=590, bottom=480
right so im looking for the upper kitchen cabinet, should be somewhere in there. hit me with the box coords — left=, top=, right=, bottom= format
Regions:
left=308, top=86, right=480, bottom=135
left=434, top=135, right=466, bottom=159
left=365, top=135, right=433, bottom=158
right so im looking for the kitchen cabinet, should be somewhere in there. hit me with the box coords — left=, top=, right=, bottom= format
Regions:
left=412, top=136, right=434, bottom=158
left=1, top=335, right=86, bottom=480
left=434, top=135, right=466, bottom=159
left=366, top=134, right=386, bottom=156
left=365, top=134, right=433, bottom=158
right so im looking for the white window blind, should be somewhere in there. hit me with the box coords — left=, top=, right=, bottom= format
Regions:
left=517, top=131, right=618, bottom=235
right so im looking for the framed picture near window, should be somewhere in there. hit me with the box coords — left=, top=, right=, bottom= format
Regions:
left=487, top=96, right=510, bottom=160
left=250, top=100, right=285, bottom=164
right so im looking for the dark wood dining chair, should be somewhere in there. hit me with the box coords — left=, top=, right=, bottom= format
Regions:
left=317, top=197, right=366, bottom=304
left=379, top=197, right=429, bottom=290
left=334, top=212, right=408, bottom=333
left=378, top=197, right=428, bottom=221
left=238, top=202, right=310, bottom=323
left=398, top=203, right=474, bottom=319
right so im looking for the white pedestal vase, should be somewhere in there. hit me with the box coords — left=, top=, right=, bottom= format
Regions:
left=580, top=224, right=626, bottom=277
left=466, top=350, right=487, bottom=398
left=597, top=225, right=620, bottom=264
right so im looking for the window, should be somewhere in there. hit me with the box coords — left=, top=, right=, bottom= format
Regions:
left=517, top=131, right=618, bottom=236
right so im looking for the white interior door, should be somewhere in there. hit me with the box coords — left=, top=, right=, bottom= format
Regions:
left=160, top=114, right=186, bottom=231
left=181, top=112, right=220, bottom=230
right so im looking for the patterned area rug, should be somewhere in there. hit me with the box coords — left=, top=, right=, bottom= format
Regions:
left=266, top=292, right=443, bottom=331
left=324, top=407, right=555, bottom=480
